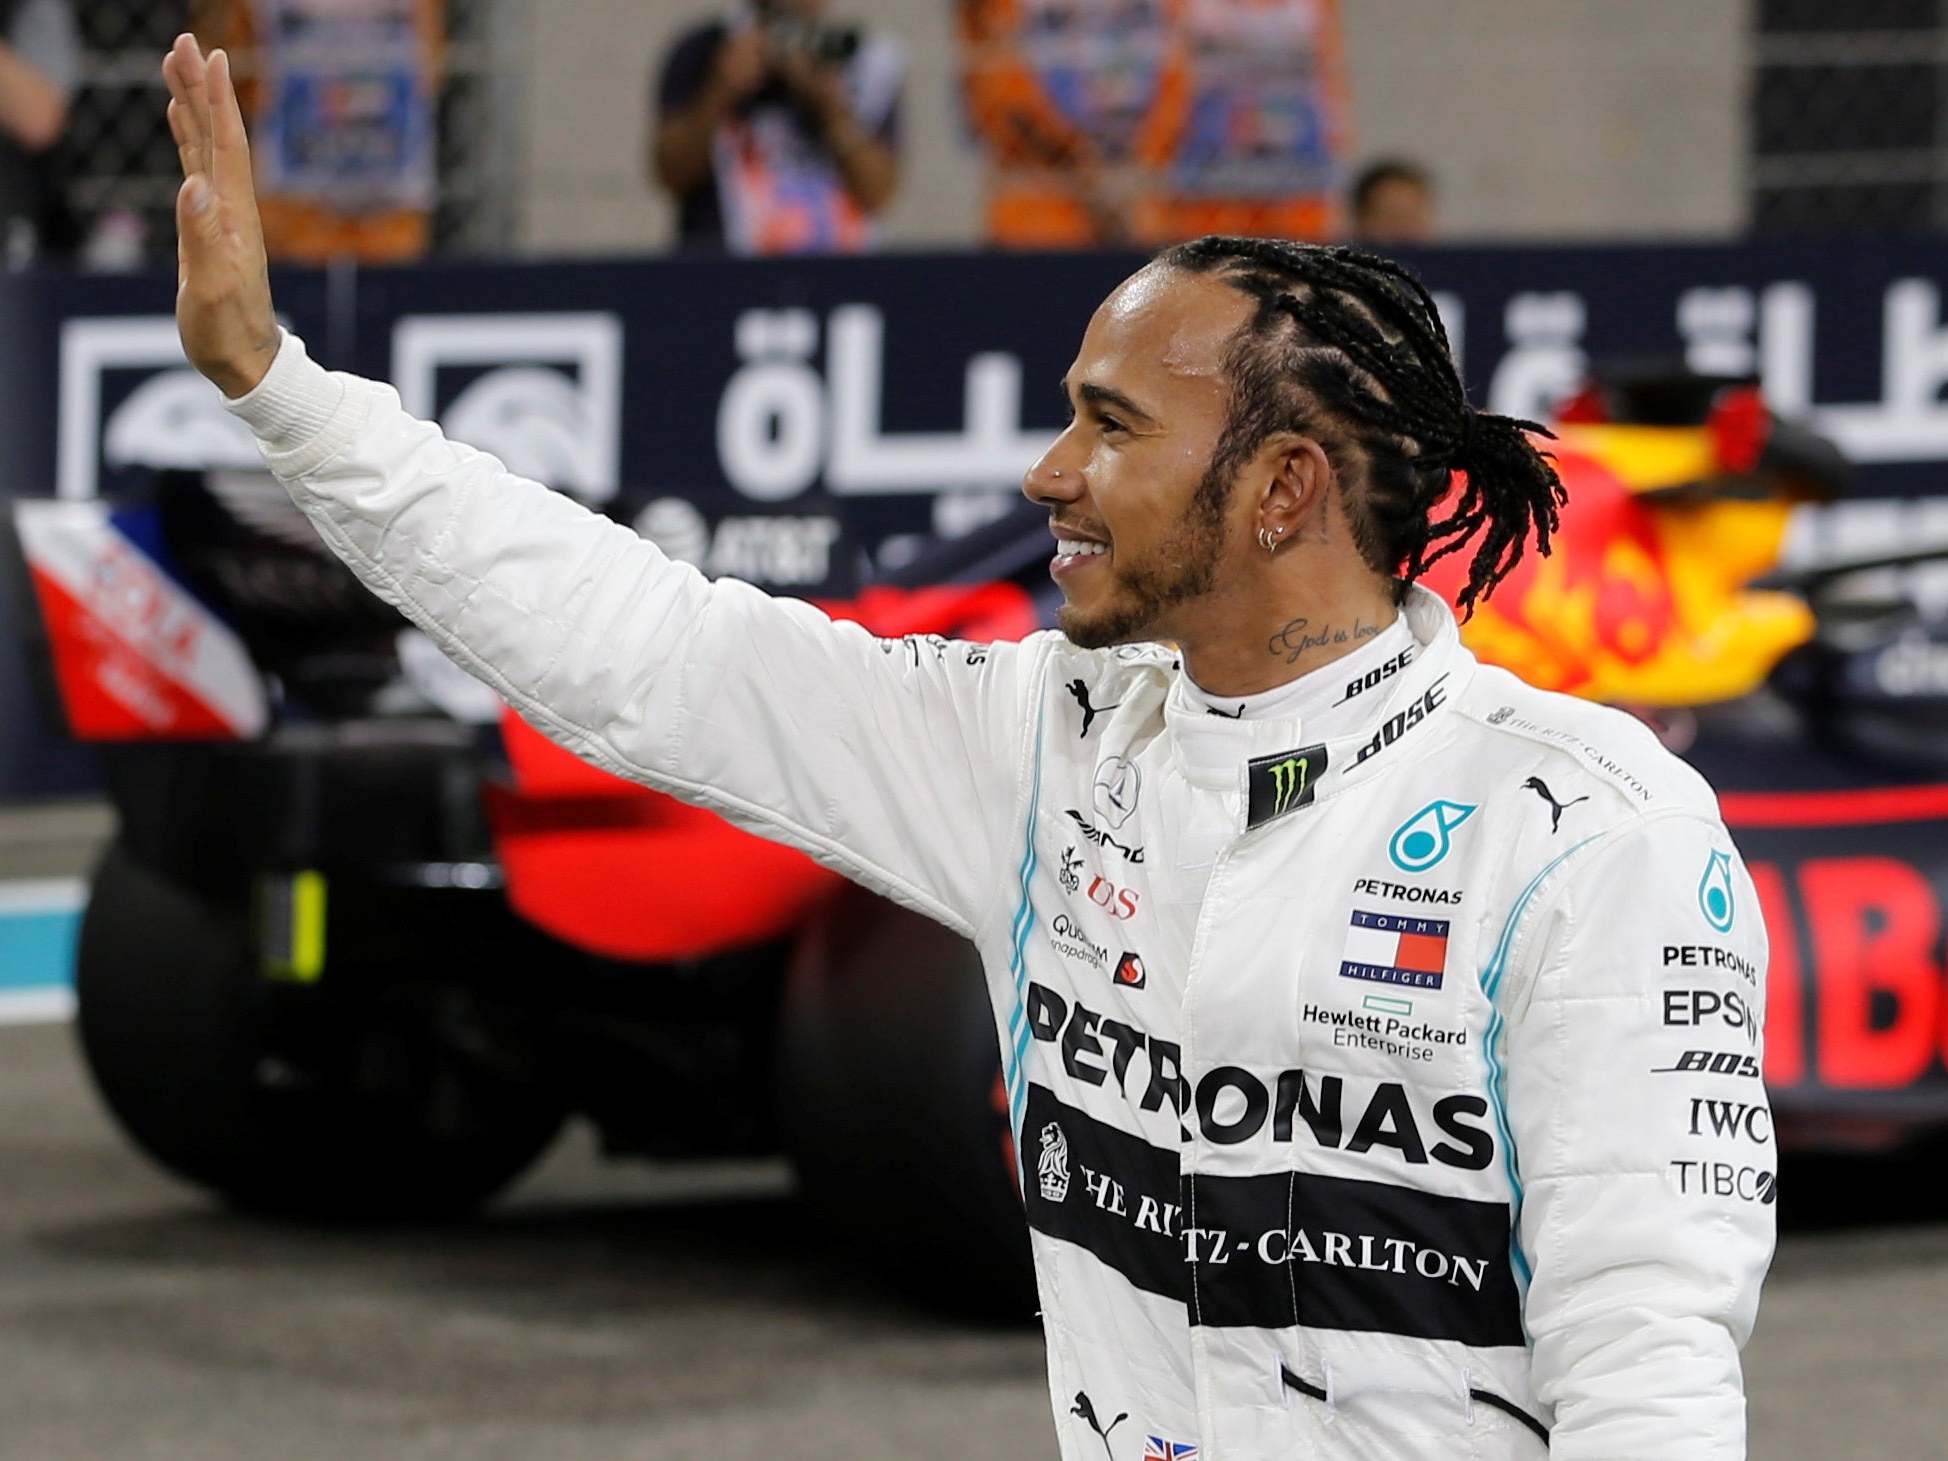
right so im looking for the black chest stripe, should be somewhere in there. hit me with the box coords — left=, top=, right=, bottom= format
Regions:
left=1020, top=1084, right=1524, bottom=1347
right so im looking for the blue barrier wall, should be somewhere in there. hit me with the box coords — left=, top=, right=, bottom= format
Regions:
left=4, top=241, right=1947, bottom=800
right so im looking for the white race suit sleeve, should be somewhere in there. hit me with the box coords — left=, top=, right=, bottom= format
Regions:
left=1501, top=811, right=1774, bottom=1458
left=226, top=331, right=1045, bottom=942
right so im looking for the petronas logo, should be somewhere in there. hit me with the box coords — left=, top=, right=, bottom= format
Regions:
left=1389, top=799, right=1477, bottom=873
left=1699, top=850, right=1736, bottom=932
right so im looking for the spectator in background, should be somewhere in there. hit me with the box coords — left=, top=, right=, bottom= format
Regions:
left=958, top=0, right=1348, bottom=249
left=1348, top=156, right=1435, bottom=246
left=193, top=0, right=441, bottom=264
left=652, top=1, right=904, bottom=255
left=0, top=0, right=78, bottom=268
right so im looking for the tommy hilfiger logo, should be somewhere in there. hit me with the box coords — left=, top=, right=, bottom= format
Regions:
left=1246, top=743, right=1328, bottom=829
left=1339, top=909, right=1451, bottom=990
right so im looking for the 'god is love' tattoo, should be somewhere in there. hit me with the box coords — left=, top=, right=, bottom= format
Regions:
left=1268, top=616, right=1381, bottom=664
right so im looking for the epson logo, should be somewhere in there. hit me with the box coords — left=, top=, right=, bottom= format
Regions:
left=1662, top=989, right=1759, bottom=1046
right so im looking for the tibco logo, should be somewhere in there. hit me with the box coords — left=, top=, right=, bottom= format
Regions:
left=1670, top=1160, right=1776, bottom=1205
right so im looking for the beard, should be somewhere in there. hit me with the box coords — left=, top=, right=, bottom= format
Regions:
left=1057, top=461, right=1233, bottom=649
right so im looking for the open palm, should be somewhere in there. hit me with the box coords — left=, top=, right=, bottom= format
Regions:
left=161, top=32, right=279, bottom=399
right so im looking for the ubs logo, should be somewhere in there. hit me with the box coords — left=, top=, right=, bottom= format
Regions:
left=1088, top=875, right=1140, bottom=921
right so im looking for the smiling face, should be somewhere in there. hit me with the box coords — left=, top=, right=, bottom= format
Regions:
left=1025, top=265, right=1263, bottom=649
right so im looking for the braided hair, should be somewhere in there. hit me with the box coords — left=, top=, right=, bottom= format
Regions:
left=1156, top=236, right=1566, bottom=616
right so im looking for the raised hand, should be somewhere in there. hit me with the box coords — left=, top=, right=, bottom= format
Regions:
left=162, top=33, right=278, bottom=399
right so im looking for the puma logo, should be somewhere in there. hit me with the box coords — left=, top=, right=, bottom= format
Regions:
left=1524, top=776, right=1589, bottom=834
left=1071, top=1392, right=1129, bottom=1457
left=1067, top=679, right=1121, bottom=737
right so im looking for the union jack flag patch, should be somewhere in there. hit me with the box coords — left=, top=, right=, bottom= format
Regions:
left=1143, top=1439, right=1197, bottom=1460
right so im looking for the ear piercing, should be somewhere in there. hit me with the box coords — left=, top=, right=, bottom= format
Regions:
left=1258, top=525, right=1285, bottom=554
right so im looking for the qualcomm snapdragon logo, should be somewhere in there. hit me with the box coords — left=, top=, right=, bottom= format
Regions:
left=1388, top=800, right=1477, bottom=873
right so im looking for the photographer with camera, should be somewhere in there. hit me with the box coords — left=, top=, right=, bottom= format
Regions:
left=651, top=1, right=903, bottom=254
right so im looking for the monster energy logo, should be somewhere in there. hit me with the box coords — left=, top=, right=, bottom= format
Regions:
left=1246, top=742, right=1329, bottom=829
left=1271, top=755, right=1311, bottom=816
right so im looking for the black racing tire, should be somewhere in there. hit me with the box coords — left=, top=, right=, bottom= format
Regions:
left=74, top=843, right=564, bottom=1220
left=779, top=884, right=1035, bottom=1318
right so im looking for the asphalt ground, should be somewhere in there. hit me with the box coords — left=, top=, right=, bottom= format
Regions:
left=0, top=1019, right=1946, bottom=1459
left=4, top=805, right=1948, bottom=1456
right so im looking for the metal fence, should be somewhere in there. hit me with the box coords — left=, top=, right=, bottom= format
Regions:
left=42, top=1, right=1948, bottom=265
left=1752, top=0, right=1948, bottom=232
left=52, top=0, right=525, bottom=267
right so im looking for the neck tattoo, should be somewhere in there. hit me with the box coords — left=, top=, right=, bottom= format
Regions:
left=1267, top=616, right=1382, bottom=666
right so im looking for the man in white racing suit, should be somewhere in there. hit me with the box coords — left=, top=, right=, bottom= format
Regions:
left=163, top=34, right=1773, bottom=1459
